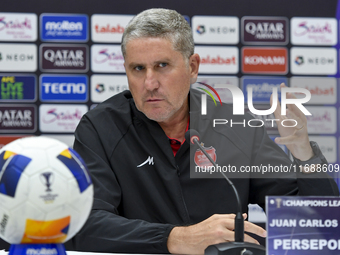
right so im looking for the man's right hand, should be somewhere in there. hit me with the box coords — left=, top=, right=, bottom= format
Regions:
left=167, top=213, right=267, bottom=255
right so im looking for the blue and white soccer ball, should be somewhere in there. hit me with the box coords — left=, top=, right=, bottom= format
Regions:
left=0, top=136, right=93, bottom=244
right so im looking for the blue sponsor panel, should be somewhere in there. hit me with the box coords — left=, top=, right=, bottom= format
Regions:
left=0, top=75, right=36, bottom=102
left=40, top=75, right=88, bottom=102
left=40, top=14, right=88, bottom=42
left=267, top=196, right=340, bottom=254
left=242, top=76, right=287, bottom=104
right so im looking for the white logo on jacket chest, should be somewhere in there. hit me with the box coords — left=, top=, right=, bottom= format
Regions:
left=137, top=156, right=154, bottom=168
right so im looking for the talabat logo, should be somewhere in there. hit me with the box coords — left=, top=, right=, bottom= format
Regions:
left=0, top=75, right=36, bottom=101
left=40, top=14, right=88, bottom=42
left=291, top=17, right=337, bottom=45
left=242, top=47, right=287, bottom=74
left=91, top=15, right=134, bottom=43
left=290, top=47, right=337, bottom=75
left=40, top=75, right=88, bottom=102
left=192, top=16, right=239, bottom=44
left=195, top=46, right=238, bottom=74
left=290, top=77, right=337, bottom=105
left=200, top=83, right=311, bottom=129
left=0, top=44, right=37, bottom=72
left=40, top=44, right=88, bottom=72
left=0, top=13, right=37, bottom=41
left=241, top=17, right=288, bottom=45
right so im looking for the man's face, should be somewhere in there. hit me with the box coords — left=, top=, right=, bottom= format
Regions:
left=124, top=37, right=199, bottom=123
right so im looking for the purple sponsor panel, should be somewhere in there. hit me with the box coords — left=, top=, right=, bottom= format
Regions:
left=0, top=105, right=36, bottom=133
left=40, top=44, right=88, bottom=72
left=241, top=17, right=288, bottom=45
left=267, top=196, right=340, bottom=254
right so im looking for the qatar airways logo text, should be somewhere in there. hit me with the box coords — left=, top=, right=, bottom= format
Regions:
left=200, top=84, right=311, bottom=128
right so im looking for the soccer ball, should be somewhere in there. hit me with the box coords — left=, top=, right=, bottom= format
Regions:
left=0, top=136, right=93, bottom=244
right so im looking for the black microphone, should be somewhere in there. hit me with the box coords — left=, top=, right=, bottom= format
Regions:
left=185, top=129, right=265, bottom=255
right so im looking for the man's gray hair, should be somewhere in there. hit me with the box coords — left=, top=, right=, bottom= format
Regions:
left=121, top=8, right=194, bottom=60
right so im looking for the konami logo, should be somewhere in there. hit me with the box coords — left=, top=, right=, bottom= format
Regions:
left=242, top=47, right=287, bottom=74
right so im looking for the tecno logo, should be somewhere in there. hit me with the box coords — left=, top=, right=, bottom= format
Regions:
left=40, top=75, right=88, bottom=102
left=242, top=47, right=287, bottom=74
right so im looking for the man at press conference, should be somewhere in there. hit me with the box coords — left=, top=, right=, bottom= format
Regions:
left=71, top=8, right=339, bottom=254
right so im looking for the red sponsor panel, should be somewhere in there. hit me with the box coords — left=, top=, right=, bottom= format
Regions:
left=242, top=47, right=288, bottom=74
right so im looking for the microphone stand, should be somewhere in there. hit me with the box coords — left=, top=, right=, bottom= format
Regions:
left=190, top=133, right=265, bottom=255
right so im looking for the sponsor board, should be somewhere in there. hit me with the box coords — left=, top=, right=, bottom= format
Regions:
left=40, top=134, right=74, bottom=148
left=0, top=43, right=37, bottom=72
left=241, top=76, right=287, bottom=103
left=0, top=13, right=37, bottom=41
left=194, top=76, right=239, bottom=104
left=40, top=44, right=88, bottom=72
left=306, top=106, right=336, bottom=134
left=309, top=136, right=336, bottom=163
left=40, top=14, right=88, bottom=42
left=0, top=74, right=36, bottom=102
left=290, top=47, right=337, bottom=75
left=90, top=75, right=128, bottom=103
left=39, top=104, right=87, bottom=133
left=40, top=75, right=88, bottom=102
left=241, top=16, right=288, bottom=45
left=290, top=77, right=336, bottom=104
left=242, top=47, right=287, bottom=74
left=0, top=135, right=30, bottom=149
left=192, top=16, right=239, bottom=44
left=0, top=105, right=36, bottom=133
left=195, top=46, right=238, bottom=74
left=91, top=14, right=134, bottom=43
left=91, top=44, right=124, bottom=73
left=291, top=17, right=337, bottom=45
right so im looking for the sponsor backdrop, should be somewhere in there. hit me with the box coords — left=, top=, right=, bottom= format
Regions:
left=0, top=0, right=340, bottom=248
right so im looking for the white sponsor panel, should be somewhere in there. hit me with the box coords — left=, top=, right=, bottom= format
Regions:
left=290, top=77, right=337, bottom=104
left=39, top=104, right=88, bottom=133
left=309, top=136, right=336, bottom=163
left=306, top=106, right=336, bottom=134
left=91, top=75, right=129, bottom=103
left=0, top=13, right=37, bottom=41
left=291, top=17, right=337, bottom=45
left=91, top=44, right=124, bottom=73
left=290, top=47, right=337, bottom=75
left=91, top=14, right=134, bottom=43
left=248, top=204, right=266, bottom=223
left=0, top=44, right=37, bottom=71
left=41, top=134, right=75, bottom=148
left=194, top=76, right=239, bottom=103
left=192, top=16, right=239, bottom=44
left=195, top=46, right=238, bottom=74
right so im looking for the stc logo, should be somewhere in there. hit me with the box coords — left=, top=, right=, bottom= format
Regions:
left=40, top=75, right=88, bottom=102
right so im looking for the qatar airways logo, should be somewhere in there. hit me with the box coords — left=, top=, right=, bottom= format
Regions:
left=200, top=84, right=311, bottom=128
